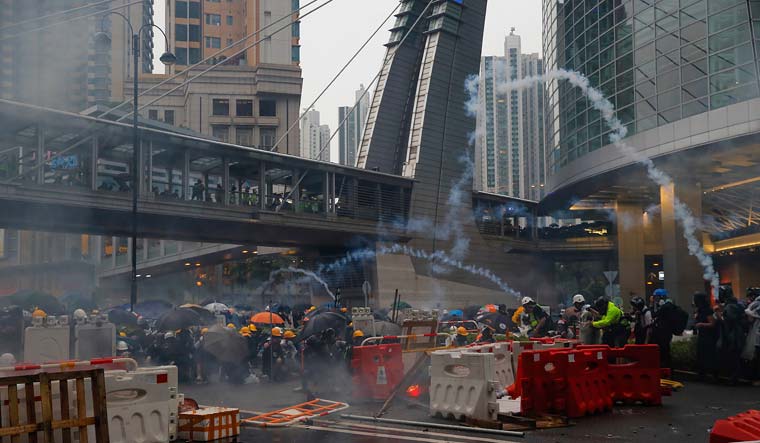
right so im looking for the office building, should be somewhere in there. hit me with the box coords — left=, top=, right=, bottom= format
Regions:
left=338, top=84, right=370, bottom=166
left=474, top=30, right=546, bottom=200
left=299, top=109, right=330, bottom=162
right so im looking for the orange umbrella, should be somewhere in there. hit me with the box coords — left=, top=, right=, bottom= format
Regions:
left=250, top=311, right=285, bottom=325
left=483, top=304, right=498, bottom=313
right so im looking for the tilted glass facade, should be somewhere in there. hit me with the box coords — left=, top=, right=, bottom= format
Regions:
left=543, top=0, right=760, bottom=171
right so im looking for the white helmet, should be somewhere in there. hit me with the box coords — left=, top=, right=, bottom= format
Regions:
left=116, top=341, right=129, bottom=351
left=0, top=353, right=16, bottom=366
left=163, top=331, right=175, bottom=340
left=521, top=296, right=535, bottom=306
left=73, top=309, right=87, bottom=321
left=572, top=294, right=586, bottom=304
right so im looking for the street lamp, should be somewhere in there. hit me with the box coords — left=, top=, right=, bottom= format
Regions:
left=95, top=12, right=175, bottom=312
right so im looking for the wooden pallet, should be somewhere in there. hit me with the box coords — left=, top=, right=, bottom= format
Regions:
left=0, top=369, right=109, bottom=443
left=465, top=413, right=572, bottom=432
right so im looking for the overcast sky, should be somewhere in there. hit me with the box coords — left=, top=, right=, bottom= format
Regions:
left=153, top=1, right=543, bottom=161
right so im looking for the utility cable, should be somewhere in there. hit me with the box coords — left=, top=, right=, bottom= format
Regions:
left=267, top=0, right=402, bottom=153
left=0, top=0, right=119, bottom=32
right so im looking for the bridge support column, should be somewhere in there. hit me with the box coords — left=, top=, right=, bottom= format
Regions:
left=222, top=157, right=229, bottom=206
left=258, top=161, right=266, bottom=209
left=292, top=169, right=301, bottom=212
left=660, top=181, right=706, bottom=307
left=616, top=201, right=646, bottom=303
left=182, top=150, right=190, bottom=200
left=323, top=171, right=330, bottom=214
left=90, top=137, right=98, bottom=191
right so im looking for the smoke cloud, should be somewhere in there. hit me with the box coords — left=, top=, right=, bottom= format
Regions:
left=495, top=69, right=720, bottom=291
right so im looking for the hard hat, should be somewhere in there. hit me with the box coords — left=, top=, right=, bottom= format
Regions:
left=163, top=331, right=175, bottom=340
left=653, top=288, right=668, bottom=297
left=240, top=326, right=251, bottom=335
left=116, top=341, right=129, bottom=351
left=32, top=308, right=47, bottom=318
left=248, top=324, right=257, bottom=332
left=271, top=327, right=282, bottom=337
left=457, top=326, right=468, bottom=336
left=308, top=306, right=316, bottom=312
left=73, top=309, right=87, bottom=320
left=630, top=296, right=646, bottom=309
left=201, top=327, right=209, bottom=335
left=521, top=297, right=535, bottom=306
left=353, top=330, right=364, bottom=338
left=119, top=331, right=127, bottom=337
left=283, top=330, right=296, bottom=339
left=226, top=323, right=235, bottom=329
left=340, top=307, right=347, bottom=313
left=572, top=294, right=585, bottom=304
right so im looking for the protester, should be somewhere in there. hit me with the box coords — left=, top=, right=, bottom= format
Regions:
left=262, top=327, right=285, bottom=382
left=591, top=297, right=626, bottom=347
left=693, top=292, right=718, bottom=380
left=715, top=286, right=745, bottom=384
left=454, top=327, right=470, bottom=347
left=743, top=287, right=760, bottom=378
left=651, top=289, right=676, bottom=370
left=520, top=297, right=550, bottom=338
left=630, top=296, right=653, bottom=345
left=477, top=326, right=495, bottom=344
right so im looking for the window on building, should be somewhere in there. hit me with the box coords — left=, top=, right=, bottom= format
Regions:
left=176, top=24, right=188, bottom=41
left=206, top=13, right=221, bottom=26
left=189, top=24, right=201, bottom=42
left=189, top=48, right=201, bottom=64
left=260, top=128, right=276, bottom=149
left=226, top=15, right=233, bottom=25
left=205, top=36, right=221, bottom=48
left=176, top=1, right=187, bottom=17
left=292, top=45, right=300, bottom=63
left=212, top=125, right=230, bottom=142
left=148, top=109, right=159, bottom=120
left=236, top=99, right=253, bottom=116
left=189, top=1, right=200, bottom=18
left=175, top=48, right=188, bottom=65
left=213, top=99, right=229, bottom=116
left=292, top=0, right=299, bottom=10
left=165, top=110, right=175, bottom=125
left=292, top=21, right=300, bottom=38
left=227, top=38, right=233, bottom=46
left=236, top=126, right=253, bottom=146
left=259, top=99, right=276, bottom=117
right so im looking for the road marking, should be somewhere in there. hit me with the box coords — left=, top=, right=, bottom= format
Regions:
left=298, top=423, right=466, bottom=443
left=324, top=420, right=519, bottom=443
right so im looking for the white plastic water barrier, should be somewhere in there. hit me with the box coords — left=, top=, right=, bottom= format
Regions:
left=463, top=342, right=515, bottom=390
left=23, top=326, right=70, bottom=363
left=429, top=350, right=499, bottom=422
left=74, top=323, right=116, bottom=360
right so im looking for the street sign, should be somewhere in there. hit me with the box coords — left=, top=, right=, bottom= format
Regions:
left=603, top=271, right=618, bottom=283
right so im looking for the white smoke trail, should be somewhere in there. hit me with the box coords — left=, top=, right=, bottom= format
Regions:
left=266, top=267, right=335, bottom=300
left=318, top=244, right=522, bottom=299
left=496, top=69, right=720, bottom=291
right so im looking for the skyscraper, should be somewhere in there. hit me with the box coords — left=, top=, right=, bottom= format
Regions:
left=338, top=84, right=370, bottom=166
left=300, top=109, right=329, bottom=162
left=474, top=30, right=546, bottom=200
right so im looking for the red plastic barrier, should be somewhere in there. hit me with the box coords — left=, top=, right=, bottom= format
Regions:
left=349, top=343, right=403, bottom=400
left=710, top=410, right=760, bottom=443
left=577, top=344, right=664, bottom=405
left=563, top=348, right=613, bottom=417
left=515, top=350, right=568, bottom=416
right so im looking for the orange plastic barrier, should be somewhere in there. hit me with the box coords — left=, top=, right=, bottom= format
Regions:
left=563, top=348, right=613, bottom=417
left=710, top=409, right=760, bottom=443
left=577, top=344, right=665, bottom=405
left=515, top=350, right=568, bottom=416
left=350, top=343, right=404, bottom=400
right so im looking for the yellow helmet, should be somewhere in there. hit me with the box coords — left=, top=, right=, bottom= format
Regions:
left=271, top=327, right=282, bottom=337
left=340, top=307, right=348, bottom=313
left=32, top=308, right=47, bottom=318
left=283, top=330, right=296, bottom=339
left=226, top=323, right=235, bottom=329
left=353, top=330, right=364, bottom=338
left=308, top=306, right=316, bottom=312
left=249, top=324, right=257, bottom=332
left=457, top=327, right=468, bottom=336
left=240, top=326, right=251, bottom=335
left=201, top=327, right=209, bottom=335
left=119, top=331, right=127, bottom=337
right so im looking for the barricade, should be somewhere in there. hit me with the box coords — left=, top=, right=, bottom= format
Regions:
left=710, top=409, right=760, bottom=443
left=512, top=350, right=568, bottom=417
left=429, top=350, right=499, bottom=421
left=350, top=343, right=404, bottom=400
left=23, top=324, right=70, bottom=363
left=563, top=348, right=613, bottom=418
left=74, top=322, right=116, bottom=360
left=464, top=342, right=515, bottom=390
left=576, top=344, right=663, bottom=405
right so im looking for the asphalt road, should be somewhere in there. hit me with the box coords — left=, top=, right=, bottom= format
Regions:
left=181, top=376, right=760, bottom=443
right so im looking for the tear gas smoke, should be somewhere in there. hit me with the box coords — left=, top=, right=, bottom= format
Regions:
left=266, top=267, right=335, bottom=300
left=495, top=69, right=719, bottom=291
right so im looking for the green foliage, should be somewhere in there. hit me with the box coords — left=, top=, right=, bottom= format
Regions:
left=671, top=336, right=697, bottom=371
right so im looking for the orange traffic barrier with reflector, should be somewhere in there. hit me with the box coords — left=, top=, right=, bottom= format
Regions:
left=563, top=348, right=613, bottom=417
left=514, top=350, right=568, bottom=416
left=350, top=344, right=404, bottom=400
left=710, top=409, right=760, bottom=443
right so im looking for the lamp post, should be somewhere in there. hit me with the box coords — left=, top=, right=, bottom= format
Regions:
left=95, top=12, right=175, bottom=312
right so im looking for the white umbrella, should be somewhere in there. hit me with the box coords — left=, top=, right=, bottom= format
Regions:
left=204, top=302, right=230, bottom=314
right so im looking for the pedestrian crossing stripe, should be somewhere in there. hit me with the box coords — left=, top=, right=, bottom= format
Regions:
left=377, top=366, right=387, bottom=385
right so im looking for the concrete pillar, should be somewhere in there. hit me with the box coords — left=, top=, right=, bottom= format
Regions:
left=616, top=201, right=646, bottom=303
left=660, top=181, right=706, bottom=307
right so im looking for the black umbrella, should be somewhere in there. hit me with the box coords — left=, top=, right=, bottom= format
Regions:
left=201, top=325, right=249, bottom=363
left=299, top=311, right=349, bottom=341
left=108, top=308, right=139, bottom=326
left=373, top=309, right=391, bottom=322
left=178, top=305, right=217, bottom=325
left=475, top=312, right=511, bottom=334
left=156, top=308, right=202, bottom=331
left=4, top=291, right=65, bottom=315
left=463, top=305, right=483, bottom=320
left=61, top=293, right=98, bottom=312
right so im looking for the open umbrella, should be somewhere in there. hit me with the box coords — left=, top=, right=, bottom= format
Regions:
left=132, top=300, right=173, bottom=320
left=61, top=293, right=98, bottom=312
left=5, top=291, right=65, bottom=315
left=463, top=305, right=483, bottom=320
left=372, top=320, right=402, bottom=337
left=475, top=312, right=510, bottom=334
left=179, top=305, right=217, bottom=325
left=298, top=311, right=348, bottom=341
left=391, top=301, right=412, bottom=310
left=201, top=325, right=249, bottom=363
left=156, top=308, right=202, bottom=331
left=250, top=311, right=284, bottom=325
left=204, top=302, right=229, bottom=314
left=107, top=308, right=139, bottom=326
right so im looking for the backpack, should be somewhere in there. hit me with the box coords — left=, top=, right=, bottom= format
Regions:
left=670, top=304, right=689, bottom=336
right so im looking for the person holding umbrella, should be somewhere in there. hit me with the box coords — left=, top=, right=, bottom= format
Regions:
left=262, top=327, right=285, bottom=382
